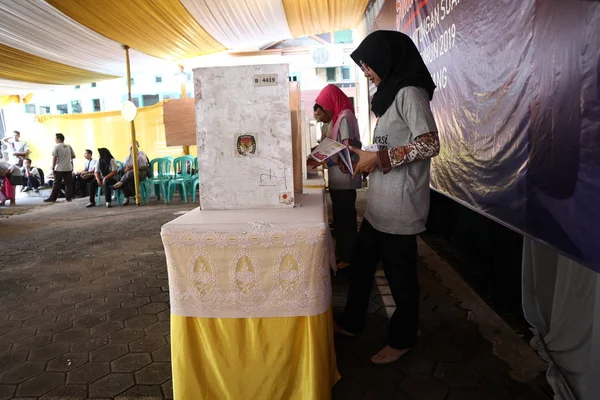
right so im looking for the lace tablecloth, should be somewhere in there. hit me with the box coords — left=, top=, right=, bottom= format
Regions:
left=161, top=190, right=335, bottom=318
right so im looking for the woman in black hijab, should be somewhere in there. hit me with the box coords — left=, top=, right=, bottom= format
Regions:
left=87, top=148, right=119, bottom=208
left=336, top=31, right=441, bottom=364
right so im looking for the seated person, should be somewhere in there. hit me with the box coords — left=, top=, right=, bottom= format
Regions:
left=0, top=160, right=25, bottom=205
left=73, top=149, right=97, bottom=197
left=111, top=142, right=149, bottom=205
left=20, top=158, right=42, bottom=192
left=88, top=148, right=118, bottom=208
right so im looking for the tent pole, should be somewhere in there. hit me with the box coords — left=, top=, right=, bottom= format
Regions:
left=124, top=45, right=141, bottom=206
left=179, top=65, right=190, bottom=156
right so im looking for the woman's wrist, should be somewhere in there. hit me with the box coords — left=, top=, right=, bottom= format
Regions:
left=376, top=150, right=392, bottom=174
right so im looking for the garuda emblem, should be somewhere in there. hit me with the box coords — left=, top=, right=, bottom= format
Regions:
left=237, top=135, right=257, bottom=156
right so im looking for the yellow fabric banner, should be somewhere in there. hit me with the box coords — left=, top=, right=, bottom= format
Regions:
left=32, top=101, right=194, bottom=171
left=0, top=42, right=117, bottom=85
left=47, top=0, right=225, bottom=60
left=282, top=0, right=369, bottom=38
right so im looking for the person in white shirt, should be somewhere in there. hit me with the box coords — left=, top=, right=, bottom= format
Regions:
left=111, top=141, right=149, bottom=205
left=2, top=131, right=29, bottom=167
left=44, top=133, right=76, bottom=203
left=20, top=158, right=41, bottom=192
left=73, top=149, right=97, bottom=197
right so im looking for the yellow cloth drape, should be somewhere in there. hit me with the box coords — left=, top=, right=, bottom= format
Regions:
left=171, top=310, right=340, bottom=400
left=33, top=101, right=193, bottom=170
left=282, top=0, right=369, bottom=37
left=47, top=0, right=225, bottom=61
left=0, top=95, right=21, bottom=110
left=0, top=42, right=117, bottom=85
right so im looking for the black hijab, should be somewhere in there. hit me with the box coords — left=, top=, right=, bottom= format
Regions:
left=97, top=148, right=114, bottom=176
left=351, top=30, right=436, bottom=117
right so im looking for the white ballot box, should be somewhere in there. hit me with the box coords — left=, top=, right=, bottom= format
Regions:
left=194, top=64, right=294, bottom=210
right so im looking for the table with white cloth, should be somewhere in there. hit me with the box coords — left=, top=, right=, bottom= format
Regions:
left=161, top=187, right=340, bottom=400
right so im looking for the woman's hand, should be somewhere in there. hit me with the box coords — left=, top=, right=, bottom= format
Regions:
left=338, top=159, right=358, bottom=175
left=307, top=158, right=321, bottom=168
left=96, top=178, right=102, bottom=186
left=349, top=147, right=378, bottom=178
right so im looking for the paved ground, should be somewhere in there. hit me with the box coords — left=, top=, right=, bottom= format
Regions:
left=0, top=190, right=549, bottom=399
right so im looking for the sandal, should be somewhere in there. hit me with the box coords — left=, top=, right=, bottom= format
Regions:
left=370, top=346, right=412, bottom=365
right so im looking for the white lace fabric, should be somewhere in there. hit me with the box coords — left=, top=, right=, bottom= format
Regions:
left=161, top=192, right=335, bottom=318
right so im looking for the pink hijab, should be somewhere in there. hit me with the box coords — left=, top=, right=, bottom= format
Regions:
left=315, top=84, right=361, bottom=146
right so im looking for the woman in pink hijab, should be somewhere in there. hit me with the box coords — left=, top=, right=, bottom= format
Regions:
left=314, top=84, right=362, bottom=269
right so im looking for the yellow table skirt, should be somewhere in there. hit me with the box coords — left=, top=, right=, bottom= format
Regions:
left=171, top=309, right=340, bottom=400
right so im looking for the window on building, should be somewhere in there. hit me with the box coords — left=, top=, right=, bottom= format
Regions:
left=75, top=85, right=80, bottom=89
left=142, top=94, right=160, bottom=107
left=92, top=99, right=102, bottom=112
left=91, top=82, right=97, bottom=88
left=335, top=82, right=356, bottom=89
left=71, top=100, right=82, bottom=114
left=155, top=75, right=163, bottom=83
left=326, top=67, right=336, bottom=82
left=25, top=104, right=36, bottom=114
left=334, top=30, right=353, bottom=44
left=130, top=78, right=135, bottom=85
left=131, top=98, right=140, bottom=107
left=56, top=104, right=68, bottom=114
left=341, top=67, right=351, bottom=81
left=39, top=106, right=50, bottom=115
left=289, top=72, right=301, bottom=82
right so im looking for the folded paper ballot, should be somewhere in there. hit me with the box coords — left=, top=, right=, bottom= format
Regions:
left=308, top=138, right=353, bottom=174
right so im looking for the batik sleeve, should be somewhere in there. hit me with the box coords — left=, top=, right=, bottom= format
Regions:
left=376, top=132, right=440, bottom=174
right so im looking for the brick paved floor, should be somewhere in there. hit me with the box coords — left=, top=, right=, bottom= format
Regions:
left=0, top=193, right=549, bottom=399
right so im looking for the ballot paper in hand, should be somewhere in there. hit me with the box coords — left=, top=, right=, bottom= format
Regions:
left=308, top=138, right=353, bottom=174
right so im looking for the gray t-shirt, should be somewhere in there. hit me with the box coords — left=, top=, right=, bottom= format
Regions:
left=365, top=86, right=438, bottom=235
left=52, top=143, right=76, bottom=172
left=327, top=117, right=361, bottom=190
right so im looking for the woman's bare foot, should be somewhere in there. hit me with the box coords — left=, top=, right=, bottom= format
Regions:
left=334, top=323, right=356, bottom=337
left=370, top=345, right=412, bottom=365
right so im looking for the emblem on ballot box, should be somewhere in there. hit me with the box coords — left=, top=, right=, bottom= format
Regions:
left=235, top=134, right=257, bottom=157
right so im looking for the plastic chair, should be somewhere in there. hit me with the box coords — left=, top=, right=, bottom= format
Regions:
left=167, top=156, right=194, bottom=202
left=138, top=180, right=151, bottom=204
left=191, top=157, right=200, bottom=203
left=192, top=176, right=200, bottom=203
left=160, top=156, right=175, bottom=181
left=146, top=158, right=172, bottom=203
left=96, top=186, right=124, bottom=205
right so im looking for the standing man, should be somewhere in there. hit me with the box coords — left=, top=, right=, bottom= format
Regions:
left=2, top=131, right=29, bottom=167
left=44, top=133, right=75, bottom=203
